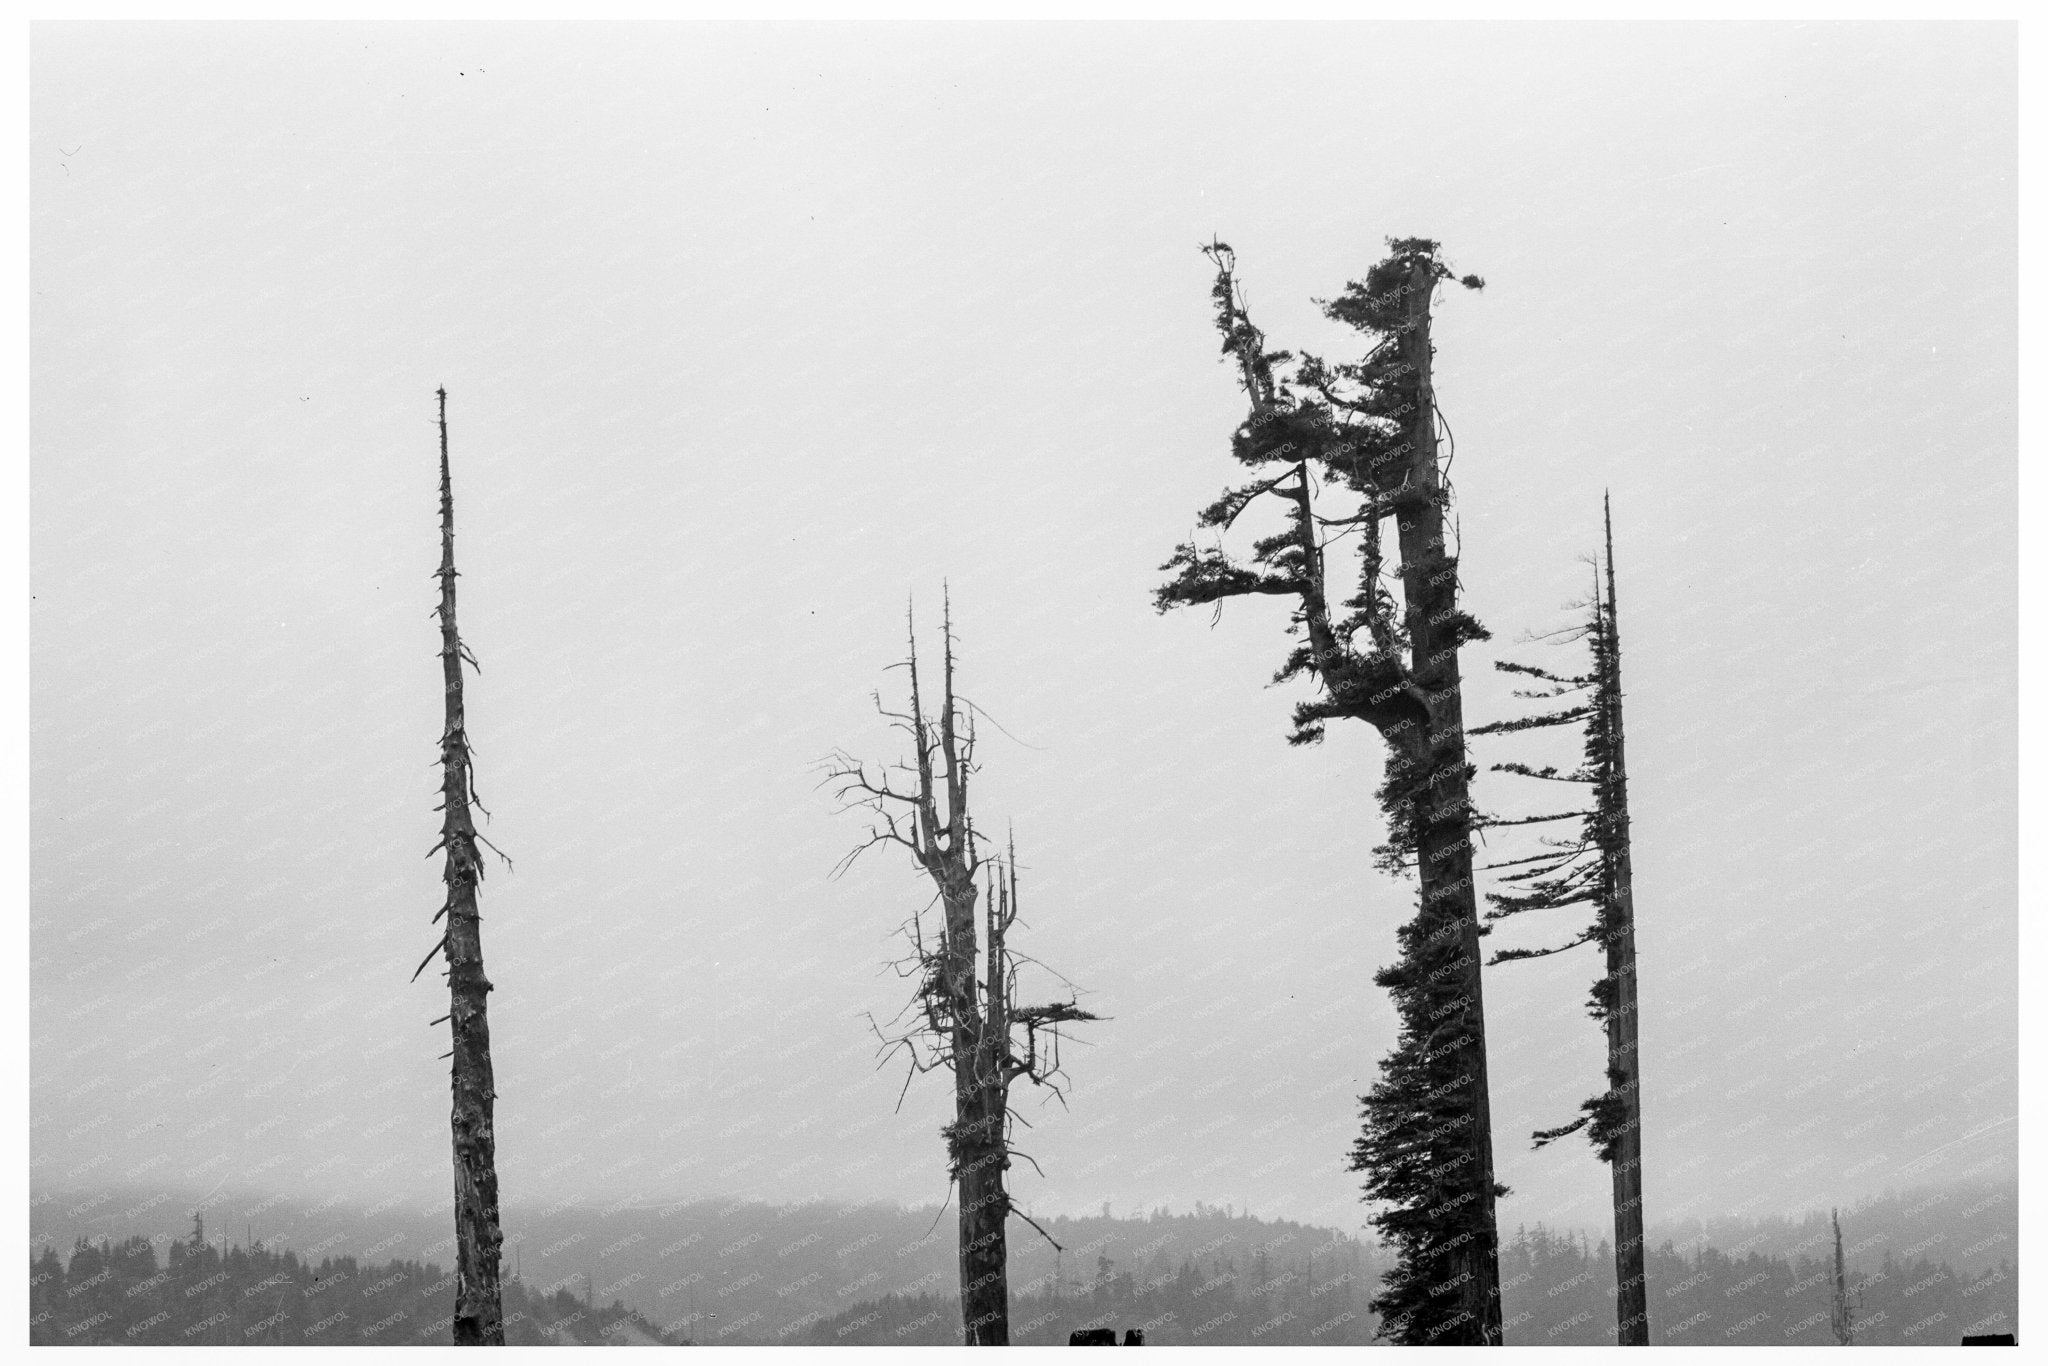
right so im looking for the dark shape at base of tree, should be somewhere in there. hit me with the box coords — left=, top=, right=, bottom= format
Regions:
left=1156, top=238, right=1502, bottom=1344
left=824, top=596, right=1099, bottom=1347
left=420, top=387, right=508, bottom=1346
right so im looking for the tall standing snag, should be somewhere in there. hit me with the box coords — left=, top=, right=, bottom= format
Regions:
left=1472, top=496, right=1647, bottom=1344
left=1829, top=1208, right=1855, bottom=1345
left=1154, top=239, right=1502, bottom=1344
left=824, top=600, right=1098, bottom=1347
left=417, top=387, right=507, bottom=1346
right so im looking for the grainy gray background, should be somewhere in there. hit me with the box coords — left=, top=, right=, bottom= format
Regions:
left=31, top=21, right=2015, bottom=1242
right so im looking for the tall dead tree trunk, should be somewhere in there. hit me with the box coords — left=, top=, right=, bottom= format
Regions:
left=1155, top=239, right=1502, bottom=1344
left=932, top=620, right=1007, bottom=1346
left=1599, top=498, right=1648, bottom=1345
left=417, top=386, right=505, bottom=1346
left=826, top=600, right=1096, bottom=1347
left=1472, top=493, right=1645, bottom=1344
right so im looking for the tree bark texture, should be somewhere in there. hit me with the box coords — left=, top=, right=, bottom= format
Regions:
left=1384, top=263, right=1503, bottom=1345
left=1601, top=501, right=1647, bottom=1346
left=433, top=388, right=505, bottom=1347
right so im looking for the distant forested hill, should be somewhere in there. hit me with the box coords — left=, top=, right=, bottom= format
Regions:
left=805, top=1221, right=2017, bottom=1346
left=1648, top=1181, right=2017, bottom=1277
left=27, top=1183, right=2018, bottom=1346
left=27, top=1225, right=669, bottom=1346
left=30, top=1188, right=1374, bottom=1344
left=27, top=1196, right=1380, bottom=1346
left=807, top=1219, right=1378, bottom=1346
left=1499, top=1223, right=2017, bottom=1346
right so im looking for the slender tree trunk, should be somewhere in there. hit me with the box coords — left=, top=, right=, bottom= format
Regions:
left=1830, top=1209, right=1854, bottom=1345
left=434, top=388, right=505, bottom=1346
left=1389, top=261, right=1503, bottom=1345
left=961, top=864, right=1015, bottom=1345
left=899, top=622, right=1010, bottom=1348
left=835, top=610, right=1096, bottom=1346
left=1601, top=499, right=1648, bottom=1346
left=943, top=869, right=1010, bottom=1346
left=1162, top=243, right=1496, bottom=1345
left=955, top=1077, right=1010, bottom=1345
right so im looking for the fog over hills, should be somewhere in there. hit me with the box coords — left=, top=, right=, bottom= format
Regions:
left=1647, top=1178, right=2018, bottom=1279
left=34, top=1184, right=1362, bottom=1342
left=31, top=1177, right=2016, bottom=1344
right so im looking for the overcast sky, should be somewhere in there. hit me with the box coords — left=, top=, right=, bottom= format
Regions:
left=31, top=22, right=2015, bottom=1240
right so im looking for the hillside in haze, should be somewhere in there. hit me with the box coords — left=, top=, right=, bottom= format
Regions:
left=32, top=1188, right=1376, bottom=1345
left=1497, top=1223, right=2016, bottom=1346
left=804, top=1206, right=1381, bottom=1346
left=1648, top=1179, right=2016, bottom=1277
left=31, top=1180, right=2017, bottom=1345
left=28, top=1229, right=666, bottom=1346
left=798, top=1221, right=2018, bottom=1348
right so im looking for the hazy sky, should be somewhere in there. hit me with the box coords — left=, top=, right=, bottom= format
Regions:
left=31, top=22, right=2015, bottom=1240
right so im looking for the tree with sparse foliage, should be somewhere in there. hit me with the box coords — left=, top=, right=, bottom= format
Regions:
left=414, top=387, right=509, bottom=1346
left=1830, top=1209, right=1855, bottom=1345
left=824, top=598, right=1098, bottom=1347
left=1472, top=496, right=1647, bottom=1345
left=1154, top=238, right=1503, bottom=1345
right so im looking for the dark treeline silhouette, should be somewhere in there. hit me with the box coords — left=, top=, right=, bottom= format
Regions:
left=806, top=1205, right=1384, bottom=1346
left=1649, top=1180, right=2018, bottom=1278
left=27, top=1221, right=668, bottom=1346
left=39, top=1181, right=2013, bottom=1344
left=27, top=1193, right=1361, bottom=1346
left=805, top=1219, right=2020, bottom=1347
left=26, top=1195, right=2019, bottom=1346
left=1496, top=1223, right=2017, bottom=1346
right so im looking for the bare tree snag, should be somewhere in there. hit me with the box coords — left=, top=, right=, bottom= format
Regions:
left=1600, top=499, right=1648, bottom=1347
left=1830, top=1208, right=1855, bottom=1345
left=1473, top=494, right=1646, bottom=1344
left=1156, top=240, right=1502, bottom=1344
left=420, top=387, right=506, bottom=1346
left=824, top=597, right=1098, bottom=1347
